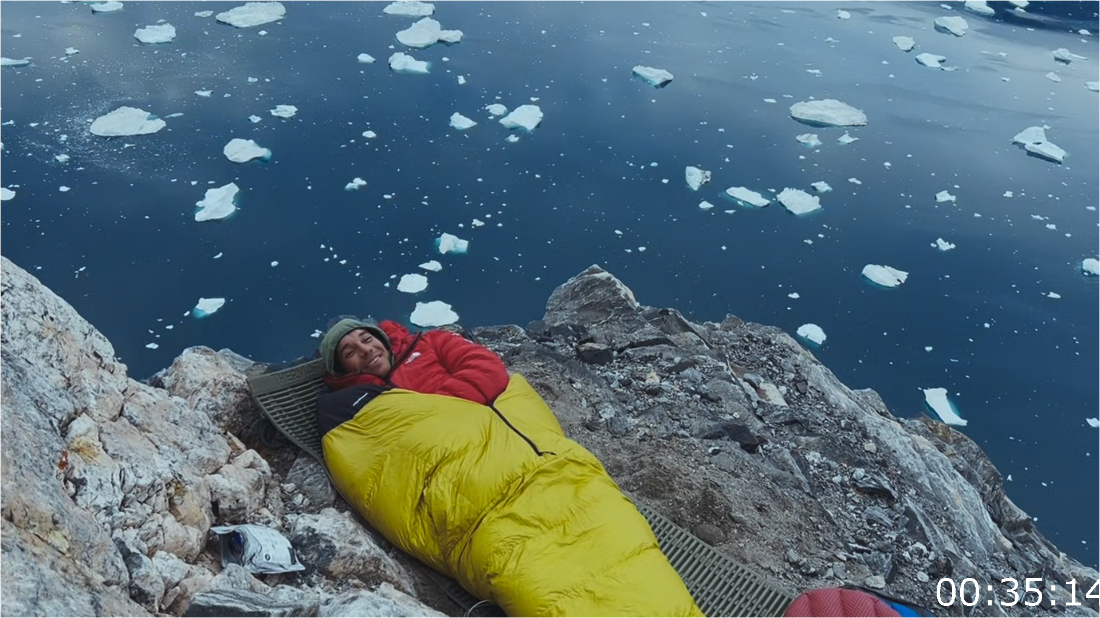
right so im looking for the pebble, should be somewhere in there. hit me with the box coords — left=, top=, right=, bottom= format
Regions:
left=916, top=571, right=929, bottom=583
left=864, top=441, right=877, bottom=453
left=865, top=575, right=886, bottom=589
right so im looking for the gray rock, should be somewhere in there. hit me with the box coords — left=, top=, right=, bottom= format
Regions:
left=183, top=589, right=318, bottom=617
left=864, top=506, right=894, bottom=529
left=786, top=548, right=802, bottom=564
left=318, top=583, right=446, bottom=617
left=864, top=575, right=886, bottom=589
left=543, top=264, right=641, bottom=326
left=287, top=509, right=415, bottom=594
left=576, top=342, right=613, bottom=365
left=285, top=456, right=336, bottom=510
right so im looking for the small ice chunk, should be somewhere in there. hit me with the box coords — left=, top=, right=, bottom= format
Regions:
left=388, top=52, right=429, bottom=74
left=915, top=53, right=948, bottom=69
left=397, top=273, right=428, bottom=293
left=449, top=112, right=477, bottom=130
left=1053, top=48, right=1087, bottom=64
left=90, top=106, right=165, bottom=136
left=933, top=238, right=956, bottom=251
left=778, top=188, right=822, bottom=215
left=499, top=105, right=543, bottom=131
left=195, top=10, right=214, bottom=17
left=195, top=90, right=213, bottom=97
left=699, top=200, right=714, bottom=210
left=836, top=10, right=851, bottom=19
left=685, top=166, right=711, bottom=191
left=419, top=260, right=442, bottom=272
left=790, top=99, right=867, bottom=127
left=457, top=75, right=466, bottom=85
left=1003, top=190, right=1013, bottom=198
left=797, top=324, right=826, bottom=345
left=0, top=57, right=32, bottom=67
left=964, top=1, right=995, bottom=16
left=224, top=138, right=270, bottom=162
left=632, top=65, right=674, bottom=87
left=726, top=187, right=770, bottom=208
left=90, top=1, right=123, bottom=13
left=764, top=98, right=777, bottom=103
left=810, top=181, right=832, bottom=193
left=1082, top=258, right=1099, bottom=276
left=892, top=36, right=915, bottom=52
left=194, top=183, right=239, bottom=221
left=848, top=177, right=862, bottom=185
left=362, top=130, right=377, bottom=138
left=862, top=264, right=908, bottom=287
left=437, top=232, right=469, bottom=254
left=1087, top=82, right=1100, bottom=92
left=1011, top=126, right=1065, bottom=163
left=934, top=15, right=969, bottom=37
left=134, top=23, right=176, bottom=44
left=1045, top=71, right=1062, bottom=83
left=270, top=261, right=278, bottom=267
left=59, top=186, right=71, bottom=192
left=0, top=188, right=15, bottom=201
left=270, top=104, right=297, bottom=118
left=411, top=300, right=458, bottom=327
left=194, top=297, right=226, bottom=318
left=216, top=2, right=286, bottom=28
left=485, top=103, right=508, bottom=116
left=383, top=1, right=434, bottom=17
left=344, top=177, right=367, bottom=191
left=935, top=190, right=956, bottom=203
left=64, top=47, right=80, bottom=56
left=55, top=154, right=70, bottom=163
left=1046, top=292, right=1061, bottom=299
left=146, top=343, right=159, bottom=349
left=796, top=133, right=823, bottom=148
left=923, top=388, right=966, bottom=426
left=249, top=115, right=262, bottom=123
left=505, top=135, right=520, bottom=143
left=396, top=17, right=462, bottom=48
left=1087, top=418, right=1100, bottom=428
left=837, top=132, right=859, bottom=145
left=357, top=53, right=376, bottom=63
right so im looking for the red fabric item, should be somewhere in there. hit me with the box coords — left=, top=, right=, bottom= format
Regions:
left=784, top=588, right=900, bottom=617
left=322, top=321, right=510, bottom=405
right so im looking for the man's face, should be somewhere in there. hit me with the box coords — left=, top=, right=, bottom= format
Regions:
left=336, top=329, right=391, bottom=376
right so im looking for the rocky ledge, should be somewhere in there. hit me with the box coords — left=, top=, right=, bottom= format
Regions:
left=2, top=256, right=1096, bottom=617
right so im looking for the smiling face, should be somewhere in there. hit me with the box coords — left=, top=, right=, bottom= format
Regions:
left=336, top=328, right=392, bottom=376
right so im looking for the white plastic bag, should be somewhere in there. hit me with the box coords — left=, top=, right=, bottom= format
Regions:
left=210, top=524, right=305, bottom=574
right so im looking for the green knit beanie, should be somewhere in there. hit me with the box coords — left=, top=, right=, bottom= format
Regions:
left=319, top=318, right=391, bottom=375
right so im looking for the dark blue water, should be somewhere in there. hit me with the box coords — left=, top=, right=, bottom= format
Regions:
left=2, top=1, right=1097, bottom=566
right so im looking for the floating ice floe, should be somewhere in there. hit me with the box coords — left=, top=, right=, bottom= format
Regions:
left=358, top=53, right=376, bottom=63
left=778, top=188, right=821, bottom=215
left=55, top=154, right=70, bottom=163
left=810, top=181, right=832, bottom=193
left=796, top=133, right=822, bottom=148
left=797, top=324, right=826, bottom=346
left=449, top=113, right=477, bottom=130
left=836, top=10, right=851, bottom=19
left=1045, top=71, right=1061, bottom=83
left=505, top=135, right=520, bottom=143
left=194, top=183, right=239, bottom=221
left=344, top=177, right=367, bottom=191
left=915, top=53, right=948, bottom=69
left=726, top=187, right=770, bottom=208
left=499, top=105, right=543, bottom=131
left=388, top=52, right=429, bottom=74
left=64, top=47, right=80, bottom=56
left=933, top=15, right=969, bottom=37
left=195, top=10, right=213, bottom=17
left=90, top=1, right=123, bottom=13
left=411, top=300, right=458, bottom=327
left=397, top=17, right=462, bottom=48
left=1011, top=126, right=1065, bottom=163
left=848, top=177, right=862, bottom=185
left=632, top=65, right=674, bottom=87
left=223, top=138, right=270, bottom=163
left=90, top=106, right=166, bottom=136
left=892, top=36, right=915, bottom=52
left=935, top=190, right=956, bottom=203
left=933, top=238, right=956, bottom=251
left=964, top=1, right=995, bottom=16
left=685, top=166, right=711, bottom=191
left=195, top=90, right=213, bottom=97
left=216, top=2, right=285, bottom=28
left=698, top=200, right=714, bottom=210
left=1087, top=82, right=1100, bottom=92
left=134, top=23, right=176, bottom=44
left=270, top=104, right=297, bottom=118
left=59, top=186, right=71, bottom=193
left=923, top=388, right=966, bottom=426
left=862, top=264, right=908, bottom=288
left=1082, top=258, right=1099, bottom=276
left=837, top=132, right=859, bottom=145
left=1088, top=418, right=1100, bottom=429
left=194, top=297, right=226, bottom=318
left=790, top=99, right=867, bottom=127
left=0, top=57, right=32, bottom=67
left=362, top=130, right=377, bottom=138
left=397, top=273, right=428, bottom=293
left=457, top=75, right=466, bottom=85
left=437, top=232, right=469, bottom=254
left=0, top=188, right=15, bottom=201
left=419, top=260, right=442, bottom=272
left=146, top=343, right=159, bottom=349
left=249, top=115, right=262, bottom=123
left=1052, top=48, right=1087, bottom=64
left=383, top=1, right=434, bottom=17
left=1046, top=292, right=1061, bottom=299
left=485, top=103, right=508, bottom=116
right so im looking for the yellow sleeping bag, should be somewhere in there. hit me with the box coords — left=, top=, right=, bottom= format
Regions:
left=323, top=373, right=703, bottom=617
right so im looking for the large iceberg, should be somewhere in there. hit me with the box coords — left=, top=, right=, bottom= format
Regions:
left=0, top=188, right=15, bottom=201
left=0, top=57, right=32, bottom=67
left=223, top=138, right=271, bottom=163
left=499, top=105, right=543, bottom=131
left=383, top=1, right=434, bottom=17
left=1011, top=126, right=1065, bottom=163
left=796, top=324, right=826, bottom=346
left=193, top=297, right=226, bottom=318
left=725, top=186, right=770, bottom=208
left=90, top=106, right=166, bottom=136
left=216, top=2, right=285, bottom=28
left=923, top=388, right=966, bottom=426
left=396, top=17, right=462, bottom=48
left=933, top=15, right=969, bottom=37
left=892, top=36, right=915, bottom=52
left=388, top=52, right=429, bottom=74
left=685, top=166, right=711, bottom=191
left=790, top=99, right=867, bottom=127
left=778, top=188, right=821, bottom=215
left=411, top=300, right=458, bottom=327
left=861, top=264, right=908, bottom=288
left=90, top=1, right=123, bottom=13
left=134, top=24, right=176, bottom=44
left=449, top=113, right=477, bottom=130
left=1052, top=48, right=1087, bottom=64
left=964, top=1, right=995, bottom=16
left=632, top=65, right=674, bottom=87
left=398, top=274, right=428, bottom=294
left=270, top=104, right=298, bottom=118
left=437, top=232, right=469, bottom=254
left=195, top=183, right=240, bottom=221
left=1081, top=258, right=1099, bottom=276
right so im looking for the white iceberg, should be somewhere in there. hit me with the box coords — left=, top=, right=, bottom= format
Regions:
left=249, top=115, right=262, bottom=123
left=778, top=188, right=821, bottom=215
left=685, top=166, right=711, bottom=191
left=915, top=53, right=948, bottom=69
left=146, top=343, right=159, bottom=350
left=485, top=103, right=508, bottom=116
left=270, top=104, right=297, bottom=118
left=1045, top=71, right=1061, bottom=83
left=1011, top=126, right=1065, bottom=163
left=411, top=300, right=458, bottom=327
left=1086, top=82, right=1099, bottom=92
left=892, top=36, right=915, bottom=52
left=862, top=264, right=908, bottom=288
left=1081, top=258, right=1099, bottom=276
left=357, top=53, right=376, bottom=63
left=796, top=133, right=823, bottom=148
left=632, top=65, right=674, bottom=87
left=796, top=324, right=826, bottom=345
left=194, top=297, right=226, bottom=318
left=195, top=10, right=213, bottom=17
left=194, top=183, right=240, bottom=221
left=933, top=15, right=969, bottom=37
left=90, top=1, right=123, bottom=12
left=1046, top=292, right=1061, bottom=299
left=437, top=232, right=469, bottom=254
left=837, top=132, right=859, bottom=145
left=223, top=138, right=270, bottom=163
left=1087, top=418, right=1100, bottom=429
left=90, top=106, right=166, bottom=136
left=699, top=200, right=714, bottom=210
left=134, top=23, right=176, bottom=44
left=419, top=260, right=442, bottom=272
left=345, top=177, right=367, bottom=191
left=923, top=388, right=966, bottom=426
left=195, top=90, right=213, bottom=97
left=0, top=57, right=32, bottom=67
left=457, top=75, right=466, bottom=85
left=55, top=154, right=70, bottom=163
left=449, top=112, right=477, bottom=130
left=933, top=238, right=956, bottom=251
left=383, top=1, right=434, bottom=17
left=397, top=17, right=462, bottom=48
left=810, top=181, right=833, bottom=193
left=505, top=135, right=520, bottom=143
left=725, top=186, right=770, bottom=208
left=64, top=47, right=80, bottom=56
left=397, top=273, right=428, bottom=293
left=935, top=190, right=956, bottom=203
left=964, top=1, right=995, bottom=16
left=1053, top=48, right=1087, bottom=64
left=362, top=130, right=377, bottom=138
left=216, top=2, right=285, bottom=28
left=790, top=99, right=867, bottom=127
left=499, top=105, right=543, bottom=131
left=388, top=52, right=429, bottom=74
left=0, top=188, right=15, bottom=201
left=836, top=10, right=851, bottom=19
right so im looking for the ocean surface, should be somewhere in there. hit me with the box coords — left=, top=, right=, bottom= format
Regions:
left=1, top=1, right=1097, bottom=566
